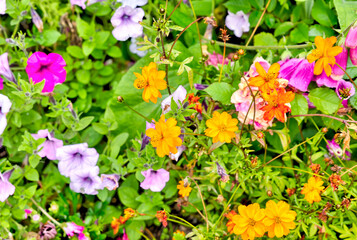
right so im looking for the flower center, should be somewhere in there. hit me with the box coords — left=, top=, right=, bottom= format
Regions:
left=151, top=134, right=163, bottom=144
left=218, top=125, right=227, bottom=132
left=274, top=217, right=281, bottom=224
left=248, top=218, right=256, bottom=226
left=122, top=14, right=130, bottom=20
left=135, top=79, right=148, bottom=89
left=265, top=72, right=276, bottom=82
left=312, top=49, right=323, bottom=58
left=339, top=88, right=351, bottom=99
left=39, top=64, right=50, bottom=72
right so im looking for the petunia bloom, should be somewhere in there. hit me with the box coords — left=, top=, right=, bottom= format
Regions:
left=0, top=94, right=11, bottom=135
left=350, top=47, right=357, bottom=66
left=336, top=79, right=355, bottom=100
left=301, top=177, right=324, bottom=204
left=32, top=129, right=63, bottom=160
left=225, top=11, right=250, bottom=38
left=63, top=222, right=85, bottom=237
left=249, top=62, right=280, bottom=93
left=30, top=8, right=43, bottom=32
left=261, top=88, right=295, bottom=122
left=331, top=46, right=348, bottom=79
left=118, top=0, right=148, bottom=8
left=0, top=53, right=16, bottom=88
left=26, top=52, right=67, bottom=93
left=307, top=36, right=343, bottom=76
left=69, top=166, right=102, bottom=195
left=134, top=62, right=167, bottom=103
left=161, top=85, right=187, bottom=114
left=101, top=174, right=120, bottom=191
left=345, top=26, right=357, bottom=49
left=140, top=168, right=170, bottom=192
left=205, top=52, right=230, bottom=68
left=129, top=37, right=147, bottom=57
left=57, top=143, right=99, bottom=177
left=205, top=111, right=238, bottom=143
left=111, top=6, right=144, bottom=41
left=0, top=169, right=15, bottom=202
left=0, top=0, right=5, bottom=14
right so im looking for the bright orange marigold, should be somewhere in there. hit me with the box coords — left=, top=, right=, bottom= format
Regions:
left=261, top=88, right=295, bottom=122
left=177, top=180, right=192, bottom=198
left=301, top=177, right=324, bottom=204
left=205, top=111, right=238, bottom=143
left=249, top=62, right=280, bottom=93
left=307, top=36, right=343, bottom=76
left=263, top=200, right=297, bottom=238
left=134, top=62, right=167, bottom=103
left=146, top=115, right=182, bottom=157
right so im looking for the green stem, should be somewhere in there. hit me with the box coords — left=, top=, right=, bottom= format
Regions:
left=31, top=198, right=62, bottom=227
left=120, top=101, right=151, bottom=122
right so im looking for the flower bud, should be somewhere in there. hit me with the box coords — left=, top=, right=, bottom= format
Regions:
left=238, top=49, right=245, bottom=55
left=267, top=190, right=273, bottom=197
left=159, top=8, right=165, bottom=15
left=233, top=54, right=239, bottom=61
left=345, top=26, right=357, bottom=48
left=31, top=8, right=43, bottom=33
left=117, top=96, right=124, bottom=102
left=322, top=127, right=328, bottom=133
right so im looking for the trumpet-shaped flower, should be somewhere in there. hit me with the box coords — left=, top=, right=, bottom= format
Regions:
left=32, top=129, right=63, bottom=160
left=134, top=62, right=167, bottom=103
left=140, top=168, right=169, bottom=192
left=0, top=53, right=16, bottom=88
left=69, top=166, right=102, bottom=195
left=249, top=62, right=280, bottom=93
left=345, top=26, right=357, bottom=49
left=301, top=177, right=324, bottom=204
left=70, top=0, right=86, bottom=9
left=0, top=94, right=11, bottom=135
left=0, top=169, right=15, bottom=202
left=161, top=85, right=187, bottom=114
left=205, top=111, right=238, bottom=143
left=336, top=80, right=355, bottom=100
left=307, top=36, right=343, bottom=76
left=111, top=6, right=144, bottom=41
left=225, top=11, right=250, bottom=38
left=146, top=115, right=182, bottom=157
left=261, top=88, right=295, bottom=122
left=118, top=0, right=148, bottom=8
left=101, top=174, right=120, bottom=191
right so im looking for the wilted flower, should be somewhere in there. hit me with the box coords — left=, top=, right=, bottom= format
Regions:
left=101, top=174, right=119, bottom=191
left=0, top=169, right=15, bottom=202
left=129, top=37, right=147, bottom=57
left=309, top=163, right=321, bottom=174
left=336, top=79, right=355, bottom=100
left=30, top=8, right=43, bottom=32
left=169, top=145, right=186, bottom=162
left=57, top=143, right=99, bottom=177
left=286, top=188, right=296, bottom=197
left=69, top=166, right=102, bottom=195
left=301, top=177, right=324, bottom=204
left=341, top=198, right=351, bottom=209
left=111, top=6, right=144, bottom=41
left=161, top=85, right=187, bottom=114
left=0, top=0, right=5, bottom=14
left=177, top=180, right=192, bottom=198
left=140, top=168, right=170, bottom=192
left=155, top=210, right=168, bottom=227
left=0, top=94, right=11, bottom=135
left=216, top=162, right=229, bottom=182
left=225, top=11, right=250, bottom=38
left=328, top=173, right=345, bottom=191
left=0, top=53, right=16, bottom=87
left=32, top=129, right=63, bottom=160
left=26, top=52, right=67, bottom=93
left=345, top=26, right=357, bottom=48
left=205, top=111, right=238, bottom=143
left=38, top=222, right=57, bottom=240
left=118, top=0, right=148, bottom=8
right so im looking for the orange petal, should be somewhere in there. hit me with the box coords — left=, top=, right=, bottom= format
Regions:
left=314, top=59, right=324, bottom=75
left=314, top=36, right=325, bottom=49
left=328, top=46, right=343, bottom=57
left=255, top=62, right=267, bottom=78
left=268, top=63, right=280, bottom=78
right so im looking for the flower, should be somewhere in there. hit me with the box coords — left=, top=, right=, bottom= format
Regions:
left=336, top=79, right=355, bottom=100
left=0, top=94, right=11, bottom=135
left=230, top=203, right=266, bottom=240
left=350, top=47, right=357, bottom=66
left=194, top=83, right=208, bottom=90
left=261, top=88, right=295, bottom=122
left=49, top=202, right=59, bottom=214
left=0, top=169, right=15, bottom=202
left=314, top=71, right=339, bottom=88
left=32, top=214, right=41, bottom=222
left=118, top=0, right=148, bottom=8
left=331, top=46, right=348, bottom=79
left=177, top=180, right=192, bottom=198
left=124, top=208, right=136, bottom=219
left=134, top=62, right=167, bottom=103
left=172, top=230, right=185, bottom=240
left=140, top=168, right=170, bottom=192
left=225, top=210, right=238, bottom=234
left=161, top=85, right=187, bottom=114
left=205, top=111, right=238, bottom=143
left=216, top=162, right=229, bottom=182
left=111, top=217, right=127, bottom=234
left=328, top=173, right=345, bottom=191
left=249, top=62, right=280, bottom=93
left=146, top=115, right=182, bottom=157
left=32, top=129, right=63, bottom=160
left=129, top=37, right=147, bottom=57
left=206, top=52, right=230, bottom=68
left=24, top=209, right=32, bottom=219
left=156, top=210, right=168, bottom=227
left=38, top=222, right=57, bottom=240
left=307, top=36, right=343, bottom=76
left=345, top=26, right=357, bottom=48
left=225, top=11, right=250, bottom=38
left=30, top=8, right=43, bottom=32
left=70, top=0, right=86, bottom=9
left=101, top=174, right=120, bottom=191
left=301, top=177, right=324, bottom=204
left=0, top=0, right=5, bottom=14
left=117, top=228, right=129, bottom=240
left=0, top=52, right=16, bottom=87
left=111, top=6, right=144, bottom=41
left=63, top=222, right=85, bottom=237
left=326, top=139, right=351, bottom=159
left=26, top=52, right=67, bottom=93
left=263, top=200, right=297, bottom=238
left=248, top=57, right=270, bottom=77
left=57, top=143, right=99, bottom=177
left=69, top=166, right=102, bottom=195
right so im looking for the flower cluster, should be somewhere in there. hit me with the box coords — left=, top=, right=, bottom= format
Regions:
left=111, top=208, right=137, bottom=234
left=301, top=176, right=325, bottom=204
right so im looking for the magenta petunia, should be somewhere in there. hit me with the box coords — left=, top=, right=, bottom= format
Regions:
left=140, top=168, right=169, bottom=192
left=32, top=129, right=63, bottom=160
left=336, top=79, right=355, bottom=100
left=350, top=47, right=357, bottom=66
left=0, top=169, right=15, bottom=202
left=101, top=174, right=119, bottom=191
left=326, top=139, right=351, bottom=160
left=69, top=166, right=102, bottom=195
left=314, top=71, right=339, bottom=88
left=26, top=52, right=67, bottom=93
left=206, top=52, right=229, bottom=68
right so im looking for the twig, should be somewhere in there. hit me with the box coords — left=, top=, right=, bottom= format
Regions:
left=289, top=114, right=357, bottom=124
left=31, top=198, right=61, bottom=227
left=166, top=0, right=183, bottom=20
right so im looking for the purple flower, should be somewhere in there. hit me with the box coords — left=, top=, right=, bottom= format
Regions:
left=129, top=37, right=147, bottom=57
left=0, top=0, right=5, bottom=14
left=327, top=139, right=351, bottom=160
left=69, top=166, right=102, bottom=195
left=314, top=71, right=339, bottom=88
left=140, top=121, right=155, bottom=151
left=206, top=52, right=229, bottom=68
left=225, top=11, right=250, bottom=38
left=336, top=80, right=355, bottom=100
left=63, top=222, right=85, bottom=237
left=111, top=6, right=144, bottom=41
left=57, top=143, right=99, bottom=177
left=26, top=52, right=67, bottom=93
left=32, top=129, right=63, bottom=160
left=169, top=145, right=186, bottom=162
left=70, top=0, right=86, bottom=9
left=350, top=47, right=357, bottom=66
left=0, top=94, right=11, bottom=135
left=118, top=0, right=148, bottom=8
left=194, top=83, right=208, bottom=90
left=140, top=168, right=169, bottom=192
left=0, top=169, right=15, bottom=202
left=31, top=8, right=43, bottom=33
left=38, top=222, right=57, bottom=240
left=161, top=85, right=187, bottom=114
left=0, top=52, right=16, bottom=87
left=101, top=174, right=119, bottom=190
left=118, top=229, right=129, bottom=240
left=345, top=26, right=357, bottom=49
left=331, top=46, right=348, bottom=79
left=216, top=162, right=229, bottom=182
left=278, top=58, right=304, bottom=80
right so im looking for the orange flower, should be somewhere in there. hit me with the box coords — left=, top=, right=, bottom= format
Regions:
left=301, top=177, right=324, bottom=204
left=134, top=62, right=167, bottom=103
left=307, top=36, right=343, bottom=76
left=187, top=93, right=200, bottom=104
left=205, top=111, right=238, bottom=143
left=124, top=208, right=136, bottom=219
left=172, top=230, right=185, bottom=240
left=225, top=210, right=238, bottom=234
left=261, top=88, right=295, bottom=122
left=156, top=210, right=168, bottom=227
left=146, top=115, right=182, bottom=157
left=177, top=180, right=192, bottom=198
left=111, top=216, right=127, bottom=234
left=249, top=62, right=280, bottom=93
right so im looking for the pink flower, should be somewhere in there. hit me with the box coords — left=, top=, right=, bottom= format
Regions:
left=248, top=57, right=270, bottom=77
left=70, top=0, right=87, bottom=9
left=0, top=0, right=6, bottom=14
left=117, top=229, right=129, bottom=240
left=331, top=46, right=348, bottom=79
left=206, top=52, right=229, bottom=68
left=336, top=79, right=355, bottom=100
left=314, top=71, right=339, bottom=88
left=0, top=52, right=16, bottom=88
left=345, top=26, right=357, bottom=49
left=0, top=169, right=14, bottom=202
left=63, top=222, right=85, bottom=237
left=350, top=47, right=357, bottom=66
left=32, top=129, right=63, bottom=160
left=140, top=169, right=169, bottom=192
left=24, top=209, right=32, bottom=219
left=26, top=52, right=67, bottom=93
left=161, top=85, right=187, bottom=114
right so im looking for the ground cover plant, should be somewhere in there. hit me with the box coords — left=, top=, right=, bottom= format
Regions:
left=1, top=0, right=357, bottom=239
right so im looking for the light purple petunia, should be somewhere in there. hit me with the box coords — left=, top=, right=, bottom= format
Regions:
left=70, top=0, right=87, bottom=9
left=0, top=169, right=15, bottom=202
left=225, top=11, right=250, bottom=38
left=101, top=174, right=119, bottom=191
left=32, top=129, right=63, bottom=160
left=111, top=6, right=145, bottom=41
left=0, top=94, right=11, bottom=135
left=0, top=53, right=16, bottom=88
left=140, top=168, right=170, bottom=192
left=129, top=37, right=147, bottom=57
left=326, top=139, right=351, bottom=160
left=336, top=79, right=355, bottom=100
left=161, top=85, right=187, bottom=114
left=56, top=143, right=99, bottom=177
left=69, top=166, right=102, bottom=195
left=26, top=52, right=67, bottom=93
left=0, top=0, right=5, bottom=14
left=169, top=145, right=186, bottom=162
left=118, top=0, right=148, bottom=8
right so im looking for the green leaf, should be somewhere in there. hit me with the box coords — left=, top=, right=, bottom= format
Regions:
left=224, top=0, right=251, bottom=14
left=110, top=133, right=129, bottom=159
left=254, top=32, right=278, bottom=46
left=311, top=0, right=338, bottom=27
left=76, top=18, right=95, bottom=39
left=97, top=189, right=109, bottom=202
left=118, top=186, right=140, bottom=208
left=41, top=30, right=61, bottom=46
left=81, top=127, right=103, bottom=147
left=191, top=0, right=213, bottom=15
left=290, top=23, right=309, bottom=43
left=29, top=155, right=41, bottom=168
left=204, top=82, right=236, bottom=105
left=25, top=185, right=37, bottom=198
left=107, top=46, right=122, bottom=58
left=334, top=0, right=357, bottom=31
left=74, top=116, right=94, bottom=131
left=92, top=122, right=108, bottom=135
left=67, top=46, right=85, bottom=59
left=309, top=88, right=340, bottom=114
left=25, top=168, right=39, bottom=181
left=290, top=94, right=308, bottom=125
left=274, top=22, right=294, bottom=36
left=308, top=25, right=335, bottom=40
left=75, top=69, right=91, bottom=84
left=83, top=41, right=96, bottom=56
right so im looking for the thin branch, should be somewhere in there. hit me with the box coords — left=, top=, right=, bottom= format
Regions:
left=289, top=114, right=357, bottom=124
left=31, top=198, right=61, bottom=227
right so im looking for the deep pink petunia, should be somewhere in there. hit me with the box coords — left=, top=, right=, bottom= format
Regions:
left=26, top=52, right=67, bottom=93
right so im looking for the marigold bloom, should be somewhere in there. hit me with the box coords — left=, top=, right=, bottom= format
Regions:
left=249, top=62, right=280, bottom=93
left=307, top=36, right=343, bottom=76
left=263, top=200, right=297, bottom=238
left=134, top=62, right=167, bottom=103
left=261, top=88, right=295, bottom=122
left=155, top=210, right=168, bottom=227
left=146, top=115, right=182, bottom=157
left=230, top=203, right=266, bottom=240
left=177, top=180, right=192, bottom=198
left=205, top=111, right=238, bottom=143
left=301, top=177, right=324, bottom=204
left=225, top=210, right=237, bottom=234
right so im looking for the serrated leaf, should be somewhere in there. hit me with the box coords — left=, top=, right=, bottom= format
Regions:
left=309, top=88, right=340, bottom=114
left=204, top=82, right=236, bottom=105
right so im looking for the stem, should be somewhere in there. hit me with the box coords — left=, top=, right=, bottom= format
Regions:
left=335, top=62, right=357, bottom=90
left=159, top=31, right=171, bottom=95
left=120, top=101, right=151, bottom=122
left=218, top=41, right=226, bottom=83
left=31, top=198, right=61, bottom=227
left=167, top=0, right=183, bottom=20
left=188, top=0, right=204, bottom=58
left=289, top=114, right=356, bottom=124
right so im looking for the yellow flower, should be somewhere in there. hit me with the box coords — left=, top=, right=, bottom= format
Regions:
left=307, top=36, right=343, bottom=76
left=249, top=62, right=280, bottom=93
left=205, top=111, right=238, bottom=143
left=177, top=180, right=192, bottom=198
left=146, top=115, right=182, bottom=157
left=134, top=62, right=167, bottom=103
left=301, top=177, right=324, bottom=204
left=231, top=203, right=266, bottom=240
left=263, top=200, right=297, bottom=238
